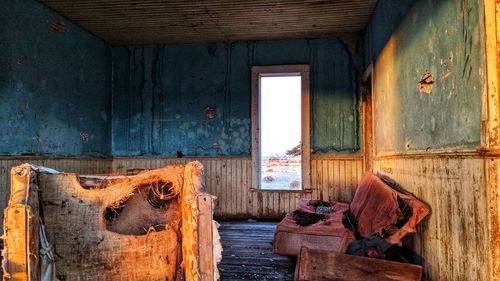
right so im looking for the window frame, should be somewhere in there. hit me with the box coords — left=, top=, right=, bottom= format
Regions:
left=251, top=65, right=311, bottom=191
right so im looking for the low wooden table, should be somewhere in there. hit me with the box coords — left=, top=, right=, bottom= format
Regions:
left=295, top=247, right=423, bottom=281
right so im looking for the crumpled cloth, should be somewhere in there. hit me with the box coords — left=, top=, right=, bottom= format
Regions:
left=346, top=235, right=392, bottom=258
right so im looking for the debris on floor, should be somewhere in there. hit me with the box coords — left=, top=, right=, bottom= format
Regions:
left=274, top=172, right=431, bottom=280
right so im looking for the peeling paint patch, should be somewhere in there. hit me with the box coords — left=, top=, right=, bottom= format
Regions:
left=16, top=56, right=27, bottom=65
left=204, top=106, right=216, bottom=119
left=418, top=71, right=435, bottom=94
left=80, top=132, right=89, bottom=141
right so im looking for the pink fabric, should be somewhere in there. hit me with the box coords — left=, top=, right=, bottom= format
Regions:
left=273, top=172, right=431, bottom=257
left=273, top=202, right=354, bottom=255
left=385, top=187, right=431, bottom=244
left=350, top=173, right=400, bottom=238
left=350, top=172, right=431, bottom=244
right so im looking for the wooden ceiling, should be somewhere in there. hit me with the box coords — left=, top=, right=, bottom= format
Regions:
left=39, top=0, right=378, bottom=45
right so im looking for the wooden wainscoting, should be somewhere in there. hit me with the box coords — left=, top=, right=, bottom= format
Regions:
left=374, top=154, right=491, bottom=281
left=0, top=157, right=113, bottom=232
left=487, top=156, right=500, bottom=281
left=112, top=154, right=363, bottom=219
left=0, top=155, right=362, bottom=231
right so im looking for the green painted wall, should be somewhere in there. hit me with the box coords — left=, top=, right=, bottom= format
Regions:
left=366, top=0, right=485, bottom=153
left=112, top=38, right=362, bottom=156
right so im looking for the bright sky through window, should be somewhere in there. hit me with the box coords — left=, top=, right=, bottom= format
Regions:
left=260, top=76, right=302, bottom=157
left=260, top=75, right=302, bottom=190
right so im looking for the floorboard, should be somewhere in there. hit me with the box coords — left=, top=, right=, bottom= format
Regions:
left=218, top=221, right=296, bottom=281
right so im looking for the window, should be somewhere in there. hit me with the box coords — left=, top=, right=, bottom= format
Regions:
left=251, top=65, right=310, bottom=190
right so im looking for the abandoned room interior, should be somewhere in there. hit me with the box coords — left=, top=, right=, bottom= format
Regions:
left=1, top=0, right=499, bottom=280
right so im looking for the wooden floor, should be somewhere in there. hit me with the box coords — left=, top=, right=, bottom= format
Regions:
left=218, top=221, right=296, bottom=281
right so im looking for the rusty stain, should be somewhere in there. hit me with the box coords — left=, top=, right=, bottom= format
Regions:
left=380, top=166, right=393, bottom=174
left=418, top=71, right=435, bottom=94
left=374, top=156, right=495, bottom=280
left=16, top=56, right=27, bottom=65
left=48, top=20, right=68, bottom=33
left=487, top=159, right=500, bottom=280
left=204, top=106, right=216, bottom=119
left=476, top=147, right=489, bottom=156
left=79, top=132, right=89, bottom=141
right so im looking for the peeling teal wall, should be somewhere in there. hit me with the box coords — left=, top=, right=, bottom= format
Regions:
left=366, top=0, right=485, bottom=153
left=112, top=38, right=362, bottom=156
left=0, top=0, right=111, bottom=156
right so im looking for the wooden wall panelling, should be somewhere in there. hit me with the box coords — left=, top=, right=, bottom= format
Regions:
left=484, top=1, right=500, bottom=279
left=374, top=155, right=490, bottom=281
left=111, top=156, right=363, bottom=219
left=483, top=0, right=500, bottom=150
left=1, top=155, right=494, bottom=280
left=487, top=157, right=500, bottom=280
left=1, top=155, right=363, bottom=234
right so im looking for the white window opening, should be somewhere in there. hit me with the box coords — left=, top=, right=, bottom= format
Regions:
left=251, top=65, right=310, bottom=191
